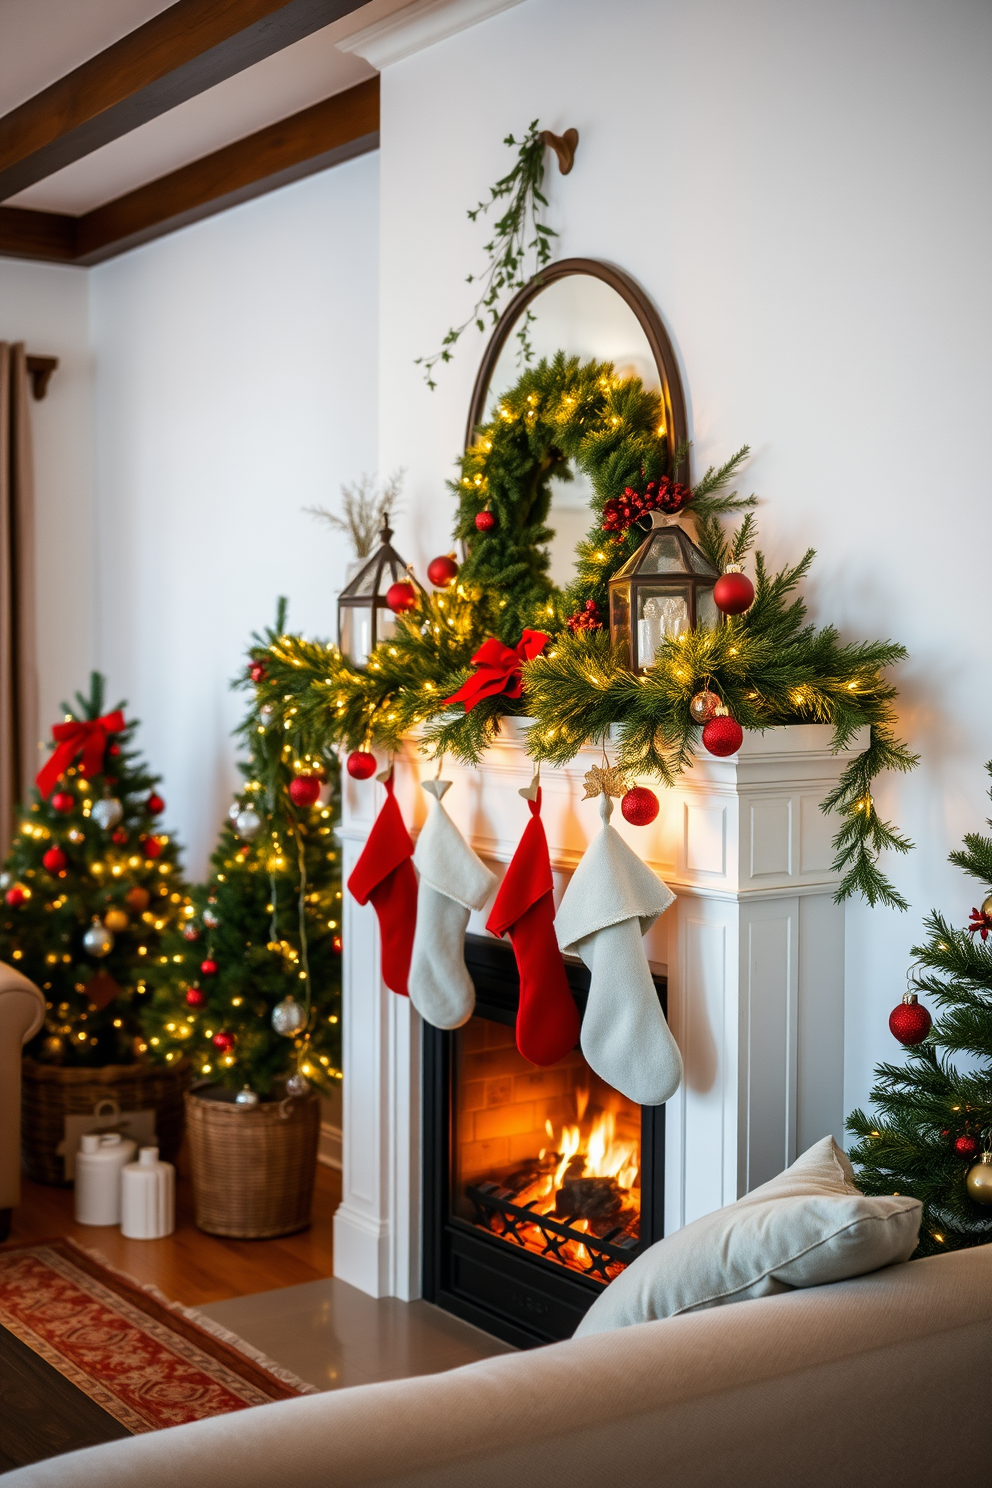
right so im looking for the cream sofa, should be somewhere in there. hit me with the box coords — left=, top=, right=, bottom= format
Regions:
left=8, top=1243, right=990, bottom=1487
left=0, top=961, right=45, bottom=1240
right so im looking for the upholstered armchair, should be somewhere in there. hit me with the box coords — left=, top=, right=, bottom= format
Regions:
left=0, top=962, right=45, bottom=1241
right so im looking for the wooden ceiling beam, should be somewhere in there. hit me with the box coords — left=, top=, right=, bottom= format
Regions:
left=0, top=78, right=378, bottom=268
left=0, top=0, right=368, bottom=202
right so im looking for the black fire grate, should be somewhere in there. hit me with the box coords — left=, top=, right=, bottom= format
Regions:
left=467, top=1180, right=641, bottom=1283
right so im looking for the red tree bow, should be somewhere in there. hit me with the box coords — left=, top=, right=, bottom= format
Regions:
left=36, top=711, right=126, bottom=798
left=442, top=630, right=548, bottom=712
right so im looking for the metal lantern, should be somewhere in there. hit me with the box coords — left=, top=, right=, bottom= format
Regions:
left=336, top=514, right=418, bottom=666
left=609, top=512, right=721, bottom=674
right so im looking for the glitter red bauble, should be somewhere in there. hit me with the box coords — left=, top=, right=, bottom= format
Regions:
left=185, top=987, right=206, bottom=1008
left=5, top=886, right=26, bottom=907
left=289, top=775, right=321, bottom=807
left=954, top=1134, right=979, bottom=1158
left=385, top=580, right=417, bottom=614
left=427, top=553, right=459, bottom=588
left=51, top=791, right=74, bottom=813
left=144, top=835, right=162, bottom=859
left=474, top=510, right=496, bottom=532
left=212, top=1030, right=235, bottom=1051
left=621, top=786, right=660, bottom=826
left=249, top=662, right=266, bottom=684
left=200, top=958, right=218, bottom=977
left=42, top=846, right=67, bottom=872
left=112, top=828, right=128, bottom=845
left=347, top=750, right=377, bottom=780
left=147, top=792, right=165, bottom=814
left=713, top=569, right=755, bottom=615
left=701, top=713, right=744, bottom=757
left=888, top=995, right=932, bottom=1046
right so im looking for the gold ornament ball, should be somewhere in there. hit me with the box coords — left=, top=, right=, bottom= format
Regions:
left=104, top=908, right=129, bottom=932
left=982, top=893, right=992, bottom=919
left=966, top=1154, right=992, bottom=1207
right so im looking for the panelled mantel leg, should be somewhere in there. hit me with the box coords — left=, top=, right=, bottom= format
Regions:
left=335, top=724, right=863, bottom=1300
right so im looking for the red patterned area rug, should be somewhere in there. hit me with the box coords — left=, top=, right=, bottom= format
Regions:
left=0, top=1239, right=316, bottom=1433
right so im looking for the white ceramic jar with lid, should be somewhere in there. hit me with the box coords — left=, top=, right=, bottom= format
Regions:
left=74, top=1132, right=137, bottom=1225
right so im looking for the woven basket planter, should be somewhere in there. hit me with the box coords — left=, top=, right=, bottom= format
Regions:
left=21, top=1057, right=191, bottom=1186
left=184, top=1086, right=320, bottom=1238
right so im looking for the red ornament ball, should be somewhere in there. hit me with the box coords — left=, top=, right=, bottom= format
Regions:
left=200, top=957, right=218, bottom=977
left=147, top=792, right=165, bottom=814
left=713, top=567, right=755, bottom=615
left=185, top=987, right=206, bottom=1008
left=621, top=786, right=660, bottom=826
left=332, top=935, right=343, bottom=955
left=289, top=775, right=321, bottom=808
left=701, top=711, right=744, bottom=757
left=42, top=846, right=67, bottom=872
left=955, top=1134, right=979, bottom=1158
left=888, top=994, right=932, bottom=1046
left=112, top=827, right=129, bottom=845
left=51, top=791, right=74, bottom=814
left=108, top=742, right=121, bottom=756
left=249, top=662, right=266, bottom=684
left=144, top=835, right=163, bottom=859
left=474, top=510, right=496, bottom=532
left=347, top=750, right=377, bottom=780
left=427, top=553, right=459, bottom=588
left=211, top=1030, right=235, bottom=1051
left=385, top=579, right=417, bottom=614
left=5, top=886, right=26, bottom=907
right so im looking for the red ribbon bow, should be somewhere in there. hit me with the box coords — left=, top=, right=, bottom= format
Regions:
left=442, top=630, right=549, bottom=712
left=36, top=711, right=125, bottom=799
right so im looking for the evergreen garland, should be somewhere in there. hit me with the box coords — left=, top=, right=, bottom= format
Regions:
left=847, top=767, right=992, bottom=1255
left=251, top=354, right=915, bottom=908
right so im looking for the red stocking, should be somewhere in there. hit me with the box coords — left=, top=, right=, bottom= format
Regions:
left=348, top=772, right=417, bottom=997
left=486, top=790, right=580, bottom=1065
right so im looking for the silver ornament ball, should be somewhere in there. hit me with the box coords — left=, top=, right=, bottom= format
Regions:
left=272, top=995, right=307, bottom=1037
left=92, top=797, right=124, bottom=831
left=285, top=1071, right=310, bottom=1097
left=235, top=808, right=262, bottom=841
left=234, top=1085, right=259, bottom=1107
left=228, top=801, right=242, bottom=820
left=83, top=917, right=114, bottom=958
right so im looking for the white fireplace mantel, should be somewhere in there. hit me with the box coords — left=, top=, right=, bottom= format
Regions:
left=334, top=723, right=865, bottom=1301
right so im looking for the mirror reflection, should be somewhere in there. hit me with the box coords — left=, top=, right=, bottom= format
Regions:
left=479, top=274, right=663, bottom=587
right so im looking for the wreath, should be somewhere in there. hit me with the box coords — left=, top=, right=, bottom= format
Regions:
left=253, top=354, right=916, bottom=909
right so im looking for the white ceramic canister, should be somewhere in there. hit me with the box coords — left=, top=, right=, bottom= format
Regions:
left=74, top=1132, right=137, bottom=1225
left=120, top=1146, right=175, bottom=1239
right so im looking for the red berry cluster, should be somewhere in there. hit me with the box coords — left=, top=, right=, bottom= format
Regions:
left=602, top=477, right=692, bottom=534
left=566, top=599, right=603, bottom=634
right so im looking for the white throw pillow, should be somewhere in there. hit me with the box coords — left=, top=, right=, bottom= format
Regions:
left=575, top=1136, right=921, bottom=1337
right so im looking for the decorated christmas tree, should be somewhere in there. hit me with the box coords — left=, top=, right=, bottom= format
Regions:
left=142, top=608, right=342, bottom=1099
left=847, top=766, right=992, bottom=1254
left=0, top=673, right=188, bottom=1066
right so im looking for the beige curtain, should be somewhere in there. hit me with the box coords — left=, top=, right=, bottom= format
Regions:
left=0, top=342, right=39, bottom=860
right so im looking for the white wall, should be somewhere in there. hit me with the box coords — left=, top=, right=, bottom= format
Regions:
left=0, top=258, right=93, bottom=759
left=374, top=0, right=992, bottom=1118
left=91, top=153, right=380, bottom=875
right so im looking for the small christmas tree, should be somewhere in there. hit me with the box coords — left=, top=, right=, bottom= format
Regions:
left=848, top=765, right=992, bottom=1255
left=0, top=673, right=188, bottom=1066
left=143, top=610, right=342, bottom=1098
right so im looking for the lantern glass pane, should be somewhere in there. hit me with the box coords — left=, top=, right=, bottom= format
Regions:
left=636, top=584, right=690, bottom=667
left=340, top=607, right=372, bottom=667
left=610, top=586, right=631, bottom=657
left=637, top=531, right=686, bottom=574
left=353, top=562, right=381, bottom=596
left=377, top=609, right=397, bottom=646
left=696, top=585, right=719, bottom=629
left=687, top=544, right=719, bottom=576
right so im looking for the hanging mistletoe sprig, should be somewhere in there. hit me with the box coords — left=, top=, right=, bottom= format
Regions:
left=416, top=121, right=559, bottom=389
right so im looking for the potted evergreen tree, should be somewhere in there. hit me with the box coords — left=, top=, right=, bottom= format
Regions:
left=143, top=607, right=342, bottom=1237
left=0, top=674, right=191, bottom=1183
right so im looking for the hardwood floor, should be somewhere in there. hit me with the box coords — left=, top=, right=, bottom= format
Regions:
left=2, top=1164, right=341, bottom=1308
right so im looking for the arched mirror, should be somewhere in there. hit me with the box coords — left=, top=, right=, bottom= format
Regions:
left=465, top=259, right=689, bottom=586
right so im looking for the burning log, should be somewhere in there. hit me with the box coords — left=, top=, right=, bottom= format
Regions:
left=555, top=1174, right=623, bottom=1222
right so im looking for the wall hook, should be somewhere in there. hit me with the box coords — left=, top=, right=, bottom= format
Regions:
left=539, top=127, right=578, bottom=175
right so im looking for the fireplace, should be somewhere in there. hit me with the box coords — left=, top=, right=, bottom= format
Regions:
left=423, top=934, right=665, bottom=1348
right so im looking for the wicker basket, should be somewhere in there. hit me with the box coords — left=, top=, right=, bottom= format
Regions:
left=184, top=1086, right=320, bottom=1238
left=21, top=1057, right=191, bottom=1186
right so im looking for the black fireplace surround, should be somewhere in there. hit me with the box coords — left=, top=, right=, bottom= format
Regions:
left=423, top=934, right=666, bottom=1349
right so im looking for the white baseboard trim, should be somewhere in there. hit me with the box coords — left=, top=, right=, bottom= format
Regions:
left=318, top=1120, right=342, bottom=1170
